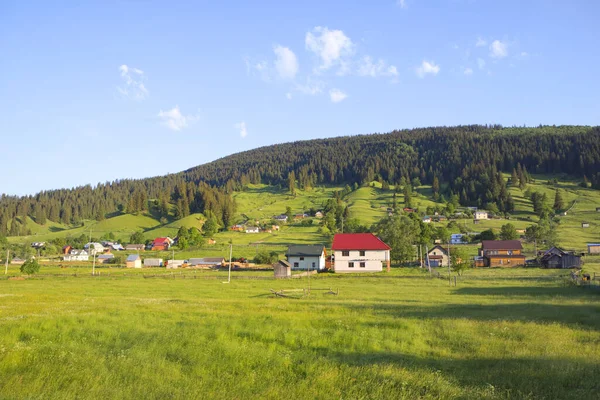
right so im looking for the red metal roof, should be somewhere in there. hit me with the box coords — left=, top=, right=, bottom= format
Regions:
left=481, top=240, right=523, bottom=250
left=153, top=237, right=170, bottom=245
left=331, top=233, right=391, bottom=251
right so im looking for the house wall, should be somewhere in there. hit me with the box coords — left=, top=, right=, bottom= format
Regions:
left=333, top=250, right=389, bottom=273
left=126, top=260, right=142, bottom=268
left=588, top=245, right=600, bottom=254
left=428, top=249, right=449, bottom=267
left=288, top=255, right=325, bottom=271
left=487, top=256, right=526, bottom=267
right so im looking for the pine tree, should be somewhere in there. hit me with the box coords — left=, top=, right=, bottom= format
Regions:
left=553, top=190, right=564, bottom=211
left=288, top=171, right=296, bottom=195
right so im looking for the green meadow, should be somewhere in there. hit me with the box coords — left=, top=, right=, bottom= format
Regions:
left=1, top=266, right=599, bottom=399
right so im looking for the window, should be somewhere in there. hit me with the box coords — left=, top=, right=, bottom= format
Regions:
left=342, top=251, right=349, bottom=257
left=360, top=262, right=366, bottom=268
left=300, top=257, right=304, bottom=261
left=359, top=251, right=365, bottom=256
left=349, top=262, right=354, bottom=268
left=312, top=262, right=316, bottom=269
left=294, top=262, right=299, bottom=268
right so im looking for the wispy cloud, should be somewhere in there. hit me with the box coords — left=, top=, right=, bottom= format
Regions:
left=294, top=78, right=325, bottom=95
left=235, top=121, right=248, bottom=138
left=475, top=37, right=487, bottom=47
left=329, top=89, right=348, bottom=103
left=305, top=26, right=355, bottom=72
left=273, top=45, right=299, bottom=80
left=357, top=56, right=398, bottom=78
left=157, top=106, right=198, bottom=131
left=415, top=60, right=440, bottom=78
left=490, top=40, right=508, bottom=58
left=118, top=64, right=148, bottom=100
left=397, top=0, right=407, bottom=8
left=463, top=67, right=473, bottom=76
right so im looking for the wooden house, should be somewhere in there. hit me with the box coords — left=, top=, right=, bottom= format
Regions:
left=97, top=254, right=114, bottom=264
left=587, top=244, right=600, bottom=255
left=151, top=237, right=172, bottom=251
left=125, top=244, right=145, bottom=251
left=540, top=247, right=582, bottom=269
left=62, top=245, right=72, bottom=255
left=126, top=254, right=142, bottom=268
left=479, top=240, right=526, bottom=267
left=274, top=260, right=291, bottom=278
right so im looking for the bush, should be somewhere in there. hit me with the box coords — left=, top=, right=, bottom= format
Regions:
left=254, top=251, right=279, bottom=265
left=20, top=258, right=41, bottom=275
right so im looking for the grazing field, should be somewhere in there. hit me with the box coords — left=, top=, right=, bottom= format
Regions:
left=1, top=267, right=599, bottom=399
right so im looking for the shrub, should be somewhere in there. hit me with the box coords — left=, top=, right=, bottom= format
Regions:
left=20, top=258, right=41, bottom=275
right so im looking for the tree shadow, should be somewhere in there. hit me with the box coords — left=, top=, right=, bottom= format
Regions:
left=453, top=286, right=594, bottom=299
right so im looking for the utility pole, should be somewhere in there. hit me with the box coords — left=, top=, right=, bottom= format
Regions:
left=92, top=248, right=96, bottom=276
left=223, top=243, right=232, bottom=284
left=447, top=240, right=451, bottom=285
left=5, top=249, right=8, bottom=275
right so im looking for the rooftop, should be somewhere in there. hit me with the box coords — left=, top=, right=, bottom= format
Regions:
left=332, top=233, right=391, bottom=251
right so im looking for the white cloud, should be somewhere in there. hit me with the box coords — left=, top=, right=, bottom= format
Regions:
left=273, top=45, right=299, bottom=80
left=286, top=92, right=292, bottom=100
left=235, top=121, right=248, bottom=138
left=305, top=26, right=354, bottom=71
left=397, top=0, right=407, bottom=8
left=329, top=89, right=347, bottom=103
left=118, top=64, right=148, bottom=100
left=475, top=37, right=487, bottom=47
left=490, top=40, right=508, bottom=58
left=294, top=78, right=325, bottom=95
left=157, top=106, right=198, bottom=131
left=477, top=58, right=486, bottom=70
left=415, top=60, right=440, bottom=78
left=463, top=67, right=473, bottom=76
left=357, top=56, right=399, bottom=78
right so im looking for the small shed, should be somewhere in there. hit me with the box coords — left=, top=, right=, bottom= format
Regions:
left=166, top=260, right=186, bottom=269
left=144, top=258, right=163, bottom=267
left=126, top=254, right=142, bottom=268
left=582, top=222, right=590, bottom=228
left=587, top=244, right=600, bottom=255
left=274, top=260, right=291, bottom=279
left=97, top=254, right=114, bottom=264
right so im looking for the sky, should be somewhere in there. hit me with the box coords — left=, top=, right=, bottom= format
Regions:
left=1, top=0, right=599, bottom=196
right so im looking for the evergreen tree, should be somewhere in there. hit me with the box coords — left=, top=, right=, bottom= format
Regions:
left=553, top=190, right=565, bottom=211
left=288, top=171, right=296, bottom=195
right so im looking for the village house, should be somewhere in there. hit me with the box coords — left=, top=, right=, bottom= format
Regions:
left=166, top=260, right=186, bottom=269
left=245, top=226, right=260, bottom=234
left=422, top=215, right=432, bottom=224
left=294, top=213, right=309, bottom=220
left=582, top=222, right=590, bottom=228
left=286, top=245, right=326, bottom=271
left=84, top=242, right=105, bottom=254
left=126, top=254, right=142, bottom=268
left=403, top=207, right=415, bottom=213
left=151, top=237, right=172, bottom=251
left=125, top=244, right=145, bottom=251
left=62, top=245, right=72, bottom=255
left=540, top=247, right=582, bottom=269
left=479, top=240, right=526, bottom=267
left=188, top=257, right=225, bottom=267
left=273, top=215, right=288, bottom=222
left=231, top=224, right=245, bottom=232
left=314, top=211, right=324, bottom=218
left=426, top=245, right=449, bottom=267
left=587, top=243, right=600, bottom=255
left=97, top=254, right=114, bottom=264
left=474, top=210, right=489, bottom=220
left=63, top=249, right=89, bottom=262
left=143, top=258, right=163, bottom=267
left=450, top=234, right=466, bottom=245
left=331, top=233, right=391, bottom=273
left=273, top=259, right=292, bottom=278
left=31, top=242, right=45, bottom=249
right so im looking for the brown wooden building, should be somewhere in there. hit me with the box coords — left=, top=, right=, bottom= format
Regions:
left=479, top=240, right=526, bottom=267
left=540, top=247, right=582, bottom=269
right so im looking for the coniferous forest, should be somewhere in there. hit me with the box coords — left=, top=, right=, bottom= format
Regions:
left=1, top=125, right=599, bottom=236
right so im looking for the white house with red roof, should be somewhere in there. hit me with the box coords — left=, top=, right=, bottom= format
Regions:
left=331, top=233, right=391, bottom=273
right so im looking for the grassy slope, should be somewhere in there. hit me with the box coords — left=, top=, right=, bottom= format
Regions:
left=0, top=268, right=599, bottom=399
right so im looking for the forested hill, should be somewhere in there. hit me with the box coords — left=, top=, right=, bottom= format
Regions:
left=1, top=125, right=600, bottom=236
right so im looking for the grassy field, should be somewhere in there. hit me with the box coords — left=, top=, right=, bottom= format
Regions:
left=1, top=266, right=599, bottom=399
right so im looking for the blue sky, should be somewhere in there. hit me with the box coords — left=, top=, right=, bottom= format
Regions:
left=1, top=0, right=599, bottom=196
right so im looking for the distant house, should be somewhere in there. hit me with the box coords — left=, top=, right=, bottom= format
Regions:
left=62, top=245, right=72, bottom=255
left=166, top=260, right=186, bottom=269
left=126, top=254, right=142, bottom=268
left=479, top=240, right=526, bottom=267
left=231, top=224, right=245, bottom=232
left=143, top=258, right=163, bottom=267
left=596, top=207, right=600, bottom=212
left=422, top=216, right=432, bottom=224
left=437, top=215, right=448, bottom=222
left=271, top=225, right=280, bottom=231
left=11, top=258, right=26, bottom=265
left=189, top=257, right=225, bottom=267
left=125, top=244, right=145, bottom=251
left=426, top=245, right=449, bottom=267
left=582, top=222, right=590, bottom=228
left=110, top=243, right=124, bottom=251
left=294, top=213, right=309, bottom=220
left=403, top=207, right=415, bottom=213
left=474, top=210, right=489, bottom=220
left=97, top=254, right=114, bottom=264
left=540, top=247, right=582, bottom=269
left=151, top=237, right=172, bottom=251
left=286, top=245, right=326, bottom=271
left=245, top=226, right=260, bottom=234
left=450, top=234, right=466, bottom=245
left=274, top=260, right=291, bottom=279
left=331, top=233, right=391, bottom=273
left=315, top=211, right=324, bottom=218
left=31, top=242, right=45, bottom=249
left=84, top=242, right=105, bottom=254
left=274, top=215, right=288, bottom=222
left=587, top=244, right=600, bottom=255
left=63, top=249, right=89, bottom=262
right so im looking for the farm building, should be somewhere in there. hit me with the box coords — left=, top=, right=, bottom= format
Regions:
left=143, top=258, right=163, bottom=267
left=273, top=260, right=292, bottom=278
left=286, top=245, right=326, bottom=271
left=540, top=247, right=582, bottom=269
left=479, top=240, right=526, bottom=267
left=331, top=233, right=391, bottom=273
left=151, top=237, right=172, bottom=251
left=126, top=254, right=142, bottom=268
left=426, top=245, right=449, bottom=267
left=587, top=244, right=600, bottom=255
left=582, top=222, right=590, bottom=228
left=63, top=249, right=89, bottom=262
left=166, top=260, right=186, bottom=269
left=125, top=244, right=145, bottom=251
left=97, top=254, right=114, bottom=264
left=188, top=257, right=225, bottom=267
left=245, top=226, right=260, bottom=234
